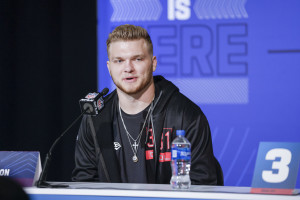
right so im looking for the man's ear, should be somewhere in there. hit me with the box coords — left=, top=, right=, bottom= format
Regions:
left=107, top=60, right=111, bottom=76
left=152, top=56, right=157, bottom=72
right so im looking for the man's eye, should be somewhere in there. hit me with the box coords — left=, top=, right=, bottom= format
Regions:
left=114, top=59, right=122, bottom=63
left=136, top=58, right=142, bottom=61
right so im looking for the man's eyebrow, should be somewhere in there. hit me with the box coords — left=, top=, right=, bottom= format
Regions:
left=111, top=56, right=123, bottom=60
left=131, top=54, right=145, bottom=58
left=110, top=54, right=145, bottom=60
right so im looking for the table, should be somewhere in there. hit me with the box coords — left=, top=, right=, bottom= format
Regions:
left=25, top=182, right=300, bottom=200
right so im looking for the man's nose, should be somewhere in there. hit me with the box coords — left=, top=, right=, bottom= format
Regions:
left=124, top=60, right=134, bottom=72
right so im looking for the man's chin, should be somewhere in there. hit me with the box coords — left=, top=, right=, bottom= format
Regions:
left=119, top=87, right=140, bottom=95
left=117, top=83, right=149, bottom=95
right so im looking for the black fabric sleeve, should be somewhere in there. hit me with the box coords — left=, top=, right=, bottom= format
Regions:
left=72, top=115, right=99, bottom=182
left=166, top=92, right=219, bottom=185
left=185, top=113, right=218, bottom=185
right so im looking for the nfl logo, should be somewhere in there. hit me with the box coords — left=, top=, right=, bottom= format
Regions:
left=85, top=93, right=98, bottom=99
left=97, top=98, right=103, bottom=110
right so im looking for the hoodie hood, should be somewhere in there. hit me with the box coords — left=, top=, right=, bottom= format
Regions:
left=103, top=75, right=179, bottom=115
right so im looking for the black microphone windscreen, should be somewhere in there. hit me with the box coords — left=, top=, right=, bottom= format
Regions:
left=101, top=88, right=109, bottom=96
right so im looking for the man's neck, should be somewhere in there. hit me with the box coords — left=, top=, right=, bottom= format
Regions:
left=117, top=84, right=155, bottom=115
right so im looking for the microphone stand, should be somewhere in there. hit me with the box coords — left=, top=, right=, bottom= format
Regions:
left=36, top=108, right=88, bottom=188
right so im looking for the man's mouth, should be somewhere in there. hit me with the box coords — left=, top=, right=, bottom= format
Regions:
left=123, top=77, right=137, bottom=82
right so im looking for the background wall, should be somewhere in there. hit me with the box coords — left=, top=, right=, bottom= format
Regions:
left=0, top=0, right=97, bottom=181
left=97, top=0, right=300, bottom=187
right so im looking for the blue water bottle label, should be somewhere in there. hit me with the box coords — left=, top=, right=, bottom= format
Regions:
left=171, top=147, right=191, bottom=160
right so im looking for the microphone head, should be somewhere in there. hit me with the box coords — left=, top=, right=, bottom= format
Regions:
left=79, top=89, right=108, bottom=116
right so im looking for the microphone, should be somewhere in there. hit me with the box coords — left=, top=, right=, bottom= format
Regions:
left=36, top=88, right=109, bottom=188
left=79, top=88, right=109, bottom=116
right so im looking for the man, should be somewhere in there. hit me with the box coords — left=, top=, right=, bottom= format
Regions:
left=72, top=24, right=221, bottom=185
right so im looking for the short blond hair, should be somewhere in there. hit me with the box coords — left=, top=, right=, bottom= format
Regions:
left=106, top=24, right=153, bottom=56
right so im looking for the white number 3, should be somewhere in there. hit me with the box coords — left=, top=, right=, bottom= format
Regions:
left=262, top=148, right=292, bottom=183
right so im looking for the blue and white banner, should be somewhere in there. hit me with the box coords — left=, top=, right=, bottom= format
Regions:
left=97, top=0, right=300, bottom=186
left=0, top=151, right=41, bottom=187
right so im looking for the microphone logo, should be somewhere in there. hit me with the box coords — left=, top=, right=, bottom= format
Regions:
left=85, top=93, right=98, bottom=99
left=97, top=98, right=104, bottom=110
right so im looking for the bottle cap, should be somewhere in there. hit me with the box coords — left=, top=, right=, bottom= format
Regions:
left=176, top=130, right=185, bottom=136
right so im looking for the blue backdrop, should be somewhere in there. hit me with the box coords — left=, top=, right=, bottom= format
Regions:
left=97, top=0, right=300, bottom=187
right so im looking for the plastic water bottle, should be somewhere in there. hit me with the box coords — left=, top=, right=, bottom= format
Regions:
left=170, top=130, right=191, bottom=189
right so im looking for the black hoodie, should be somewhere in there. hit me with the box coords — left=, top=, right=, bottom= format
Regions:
left=72, top=76, right=219, bottom=185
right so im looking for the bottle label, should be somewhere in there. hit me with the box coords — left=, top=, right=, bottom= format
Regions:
left=171, top=147, right=191, bottom=160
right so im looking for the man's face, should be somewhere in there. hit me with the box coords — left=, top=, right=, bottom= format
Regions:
left=107, top=39, right=157, bottom=95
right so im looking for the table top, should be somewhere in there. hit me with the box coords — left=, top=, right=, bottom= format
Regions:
left=25, top=182, right=300, bottom=200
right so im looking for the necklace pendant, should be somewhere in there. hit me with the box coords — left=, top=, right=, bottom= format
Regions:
left=132, top=155, right=138, bottom=162
left=132, top=141, right=139, bottom=152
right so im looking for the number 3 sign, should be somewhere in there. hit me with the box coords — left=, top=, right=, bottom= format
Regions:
left=251, top=142, right=300, bottom=195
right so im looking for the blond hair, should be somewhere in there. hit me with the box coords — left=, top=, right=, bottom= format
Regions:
left=106, top=24, right=153, bottom=56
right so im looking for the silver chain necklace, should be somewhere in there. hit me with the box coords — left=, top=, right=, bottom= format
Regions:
left=118, top=102, right=152, bottom=162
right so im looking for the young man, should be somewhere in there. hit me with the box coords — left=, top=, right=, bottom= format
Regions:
left=72, top=24, right=221, bottom=185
